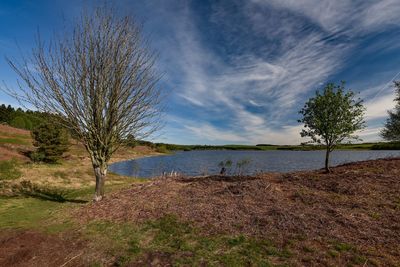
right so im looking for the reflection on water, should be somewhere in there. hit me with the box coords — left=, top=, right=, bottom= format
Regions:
left=109, top=150, right=400, bottom=178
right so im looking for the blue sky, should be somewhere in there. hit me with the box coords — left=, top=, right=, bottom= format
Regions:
left=1, top=0, right=400, bottom=145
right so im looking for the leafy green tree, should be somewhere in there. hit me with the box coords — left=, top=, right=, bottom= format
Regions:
left=31, top=122, right=70, bottom=163
left=9, top=116, right=27, bottom=129
left=9, top=115, right=33, bottom=130
left=298, top=82, right=366, bottom=172
left=125, top=134, right=137, bottom=147
left=0, top=104, right=15, bottom=124
left=381, top=81, right=400, bottom=141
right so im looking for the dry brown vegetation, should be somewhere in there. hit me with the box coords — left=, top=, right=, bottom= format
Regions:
left=0, top=124, right=30, bottom=136
left=0, top=230, right=86, bottom=267
left=0, top=123, right=156, bottom=189
left=2, top=125, right=400, bottom=266
left=78, top=158, right=400, bottom=266
left=0, top=124, right=32, bottom=162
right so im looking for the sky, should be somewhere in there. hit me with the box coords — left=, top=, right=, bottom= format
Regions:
left=1, top=0, right=400, bottom=145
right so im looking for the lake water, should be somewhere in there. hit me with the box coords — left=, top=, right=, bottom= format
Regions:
left=109, top=150, right=400, bottom=178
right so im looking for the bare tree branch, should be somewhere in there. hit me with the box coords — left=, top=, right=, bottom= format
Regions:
left=3, top=7, right=164, bottom=201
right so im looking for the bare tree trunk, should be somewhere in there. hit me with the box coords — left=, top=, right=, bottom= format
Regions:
left=93, top=162, right=107, bottom=201
left=325, top=148, right=331, bottom=173
left=5, top=8, right=164, bottom=200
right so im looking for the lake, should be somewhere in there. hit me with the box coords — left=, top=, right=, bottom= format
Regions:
left=109, top=150, right=400, bottom=178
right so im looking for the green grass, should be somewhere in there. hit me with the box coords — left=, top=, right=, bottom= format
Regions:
left=0, top=137, right=30, bottom=145
left=333, top=242, right=354, bottom=252
left=0, top=160, right=21, bottom=180
left=330, top=241, right=369, bottom=266
left=0, top=172, right=142, bottom=230
left=84, top=215, right=292, bottom=266
left=0, top=131, right=30, bottom=139
left=0, top=196, right=73, bottom=231
left=0, top=182, right=98, bottom=232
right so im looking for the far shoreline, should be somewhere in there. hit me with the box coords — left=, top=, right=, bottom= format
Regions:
left=109, top=149, right=400, bottom=178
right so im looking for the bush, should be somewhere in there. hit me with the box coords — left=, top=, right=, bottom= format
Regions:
left=371, top=142, right=400, bottom=150
left=125, top=134, right=137, bottom=147
left=155, top=144, right=169, bottom=153
left=29, top=151, right=46, bottom=162
left=31, top=122, right=70, bottom=163
left=0, top=160, right=21, bottom=180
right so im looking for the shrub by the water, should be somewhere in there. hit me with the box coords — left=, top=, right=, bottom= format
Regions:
left=155, top=144, right=169, bottom=153
left=125, top=134, right=137, bottom=147
left=371, top=142, right=400, bottom=150
left=31, top=122, right=70, bottom=163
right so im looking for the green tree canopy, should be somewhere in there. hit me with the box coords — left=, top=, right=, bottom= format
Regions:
left=31, top=122, right=70, bottom=163
left=0, top=104, right=50, bottom=130
left=381, top=81, right=400, bottom=141
left=299, top=82, right=366, bottom=172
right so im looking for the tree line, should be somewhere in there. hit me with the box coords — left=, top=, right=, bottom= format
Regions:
left=0, top=104, right=49, bottom=130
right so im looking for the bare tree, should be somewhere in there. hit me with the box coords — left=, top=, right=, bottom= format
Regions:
left=5, top=8, right=163, bottom=201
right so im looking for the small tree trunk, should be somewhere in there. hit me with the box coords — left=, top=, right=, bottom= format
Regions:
left=93, top=162, right=107, bottom=201
left=325, top=148, right=331, bottom=173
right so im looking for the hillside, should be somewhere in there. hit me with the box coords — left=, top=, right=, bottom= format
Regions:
left=0, top=125, right=399, bottom=266
left=74, top=158, right=400, bottom=266
left=0, top=124, right=32, bottom=161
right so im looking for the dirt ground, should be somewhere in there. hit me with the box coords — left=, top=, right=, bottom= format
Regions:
left=0, top=125, right=30, bottom=136
left=0, top=146, right=29, bottom=162
left=78, top=158, right=400, bottom=266
left=0, top=230, right=86, bottom=267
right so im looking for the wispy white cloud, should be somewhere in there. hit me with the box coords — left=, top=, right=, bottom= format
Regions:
left=184, top=123, right=245, bottom=143
left=361, top=0, right=400, bottom=30
left=358, top=127, right=384, bottom=142
left=157, top=1, right=351, bottom=144
left=254, top=0, right=400, bottom=35
left=365, top=92, right=396, bottom=120
left=150, top=0, right=400, bottom=144
left=182, top=122, right=305, bottom=145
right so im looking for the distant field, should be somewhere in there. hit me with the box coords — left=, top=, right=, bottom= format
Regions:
left=155, top=142, right=400, bottom=151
